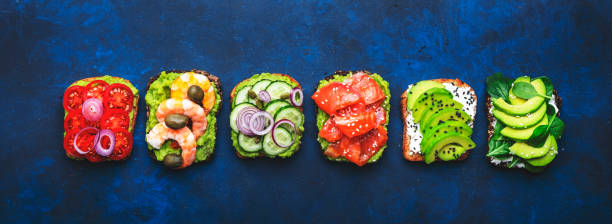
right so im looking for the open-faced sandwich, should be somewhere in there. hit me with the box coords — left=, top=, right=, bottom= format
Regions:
left=485, top=73, right=564, bottom=172
left=312, top=70, right=389, bottom=166
left=62, top=76, right=138, bottom=162
left=145, top=70, right=221, bottom=169
left=401, top=79, right=477, bottom=164
left=229, top=73, right=304, bottom=158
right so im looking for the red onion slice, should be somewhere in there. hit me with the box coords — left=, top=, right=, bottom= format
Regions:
left=250, top=111, right=273, bottom=135
left=73, top=127, right=99, bottom=154
left=271, top=119, right=296, bottom=148
left=236, top=106, right=259, bottom=136
left=258, top=90, right=271, bottom=103
left=82, top=98, right=104, bottom=121
left=290, top=87, right=303, bottom=107
left=95, top=129, right=115, bottom=157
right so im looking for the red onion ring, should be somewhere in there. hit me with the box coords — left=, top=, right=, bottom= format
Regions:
left=82, top=98, right=104, bottom=121
left=95, top=129, right=115, bottom=157
left=271, top=119, right=296, bottom=148
left=290, top=87, right=303, bottom=107
left=250, top=111, right=273, bottom=135
left=236, top=106, right=259, bottom=135
left=258, top=90, right=271, bottom=103
left=73, top=127, right=99, bottom=154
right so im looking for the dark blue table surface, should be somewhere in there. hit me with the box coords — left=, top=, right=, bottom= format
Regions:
left=2, top=0, right=612, bottom=223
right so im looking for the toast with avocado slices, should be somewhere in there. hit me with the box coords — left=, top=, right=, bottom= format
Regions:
left=485, top=73, right=564, bottom=172
left=313, top=70, right=390, bottom=166
left=401, top=78, right=477, bottom=164
left=62, top=76, right=138, bottom=162
left=229, top=73, right=304, bottom=159
left=145, top=70, right=222, bottom=169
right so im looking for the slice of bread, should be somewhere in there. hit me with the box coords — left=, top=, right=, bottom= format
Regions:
left=485, top=90, right=562, bottom=168
left=145, top=69, right=222, bottom=163
left=230, top=73, right=302, bottom=159
left=401, top=78, right=477, bottom=162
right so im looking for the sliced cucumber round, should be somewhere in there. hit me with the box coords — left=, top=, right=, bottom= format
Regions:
left=274, top=106, right=303, bottom=126
left=238, top=133, right=263, bottom=152
left=230, top=102, right=256, bottom=132
left=251, top=79, right=272, bottom=95
left=264, top=100, right=291, bottom=117
left=263, top=127, right=292, bottom=155
left=265, top=81, right=293, bottom=100
left=233, top=86, right=252, bottom=106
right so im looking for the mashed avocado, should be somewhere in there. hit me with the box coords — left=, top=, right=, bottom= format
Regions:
left=315, top=72, right=391, bottom=164
left=145, top=71, right=221, bottom=163
left=231, top=73, right=303, bottom=158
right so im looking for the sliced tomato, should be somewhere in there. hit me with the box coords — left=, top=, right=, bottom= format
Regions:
left=336, top=102, right=365, bottom=117
left=312, top=82, right=363, bottom=115
left=319, top=118, right=343, bottom=142
left=359, top=126, right=388, bottom=164
left=344, top=72, right=385, bottom=105
left=86, top=153, right=107, bottom=163
left=340, top=137, right=362, bottom=166
left=85, top=80, right=109, bottom=101
left=63, top=85, right=85, bottom=113
left=324, top=136, right=350, bottom=158
left=333, top=110, right=377, bottom=138
left=109, top=129, right=133, bottom=160
left=372, top=106, right=386, bottom=125
left=63, top=130, right=84, bottom=159
left=72, top=128, right=99, bottom=160
left=103, top=83, right=134, bottom=112
left=64, top=112, right=88, bottom=131
left=100, top=109, right=130, bottom=130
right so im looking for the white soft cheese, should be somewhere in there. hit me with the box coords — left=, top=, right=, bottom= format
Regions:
left=404, top=83, right=477, bottom=156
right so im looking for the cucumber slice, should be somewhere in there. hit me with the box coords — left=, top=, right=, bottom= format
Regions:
left=251, top=79, right=272, bottom=95
left=264, top=100, right=291, bottom=117
left=263, top=127, right=292, bottom=155
left=265, top=81, right=293, bottom=100
left=238, top=133, right=263, bottom=152
left=274, top=106, right=303, bottom=126
left=233, top=86, right=252, bottom=106
left=230, top=103, right=256, bottom=132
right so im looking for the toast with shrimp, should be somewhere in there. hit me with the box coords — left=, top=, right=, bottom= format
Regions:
left=145, top=69, right=222, bottom=169
left=229, top=73, right=304, bottom=159
left=401, top=78, right=477, bottom=164
left=62, top=76, right=138, bottom=162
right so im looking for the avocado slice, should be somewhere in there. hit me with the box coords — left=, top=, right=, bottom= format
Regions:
left=423, top=132, right=476, bottom=164
left=421, top=121, right=473, bottom=149
left=438, top=145, right=467, bottom=161
left=411, top=88, right=453, bottom=122
left=500, top=114, right=548, bottom=140
left=508, top=76, right=530, bottom=105
left=509, top=135, right=555, bottom=159
left=406, top=80, right=444, bottom=109
left=422, top=108, right=471, bottom=132
left=492, top=103, right=546, bottom=129
left=492, top=79, right=546, bottom=115
left=527, top=136, right=557, bottom=166
left=418, top=99, right=463, bottom=125
left=525, top=163, right=547, bottom=173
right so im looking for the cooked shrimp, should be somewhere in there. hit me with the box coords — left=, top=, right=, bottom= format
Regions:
left=156, top=98, right=207, bottom=139
left=170, top=72, right=215, bottom=111
left=146, top=123, right=197, bottom=168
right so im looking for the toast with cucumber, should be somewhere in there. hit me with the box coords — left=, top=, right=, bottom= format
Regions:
left=312, top=70, right=390, bottom=166
left=145, top=69, right=222, bottom=169
left=62, top=76, right=138, bottom=162
left=401, top=78, right=477, bottom=164
left=230, top=73, right=304, bottom=158
left=485, top=73, right=564, bottom=172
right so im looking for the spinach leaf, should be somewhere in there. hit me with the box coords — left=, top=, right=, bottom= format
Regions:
left=487, top=139, right=511, bottom=157
left=486, top=73, right=511, bottom=101
left=535, top=76, right=554, bottom=97
left=492, top=122, right=505, bottom=140
left=512, top=82, right=540, bottom=99
left=508, top=156, right=521, bottom=168
left=546, top=103, right=557, bottom=117
left=526, top=125, right=549, bottom=147
left=549, top=117, right=565, bottom=139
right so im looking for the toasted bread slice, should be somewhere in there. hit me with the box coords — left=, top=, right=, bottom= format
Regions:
left=145, top=69, right=222, bottom=163
left=401, top=78, right=477, bottom=162
left=230, top=73, right=303, bottom=159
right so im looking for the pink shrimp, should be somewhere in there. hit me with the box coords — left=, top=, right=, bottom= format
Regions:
left=146, top=123, right=197, bottom=168
left=156, top=98, right=207, bottom=139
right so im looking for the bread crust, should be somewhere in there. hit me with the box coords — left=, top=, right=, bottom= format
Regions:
left=401, top=78, right=477, bottom=162
left=229, top=73, right=302, bottom=159
left=145, top=69, right=223, bottom=163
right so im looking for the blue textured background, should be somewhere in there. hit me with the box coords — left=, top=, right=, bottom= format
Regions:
left=2, top=0, right=612, bottom=223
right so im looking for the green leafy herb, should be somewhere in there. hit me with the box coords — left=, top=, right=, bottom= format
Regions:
left=486, top=73, right=512, bottom=101
left=526, top=108, right=565, bottom=145
left=546, top=103, right=556, bottom=116
left=549, top=117, right=565, bottom=139
left=492, top=122, right=505, bottom=140
left=512, top=82, right=552, bottom=100
left=487, top=139, right=511, bottom=157
left=526, top=125, right=549, bottom=147
left=534, top=76, right=554, bottom=97
left=508, top=156, right=521, bottom=168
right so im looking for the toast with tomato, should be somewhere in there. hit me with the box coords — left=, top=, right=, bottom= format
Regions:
left=400, top=79, right=477, bottom=164
left=229, top=73, right=304, bottom=159
left=62, top=76, right=138, bottom=162
left=313, top=70, right=390, bottom=166
left=144, top=69, right=222, bottom=169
